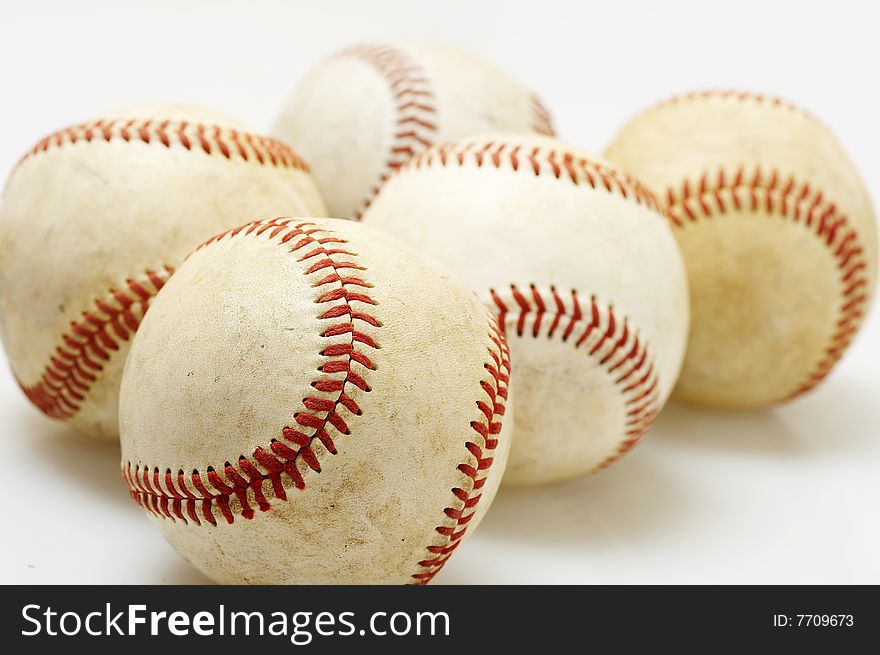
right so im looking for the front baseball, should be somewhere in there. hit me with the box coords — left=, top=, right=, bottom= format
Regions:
left=604, top=91, right=878, bottom=407
left=0, top=106, right=325, bottom=439
left=119, top=217, right=511, bottom=584
left=362, top=134, right=689, bottom=485
left=272, top=40, right=554, bottom=220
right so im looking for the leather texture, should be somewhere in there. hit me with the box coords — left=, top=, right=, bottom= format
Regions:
left=363, top=134, right=688, bottom=485
left=273, top=40, right=554, bottom=220
left=0, top=105, right=326, bottom=439
left=119, top=217, right=512, bottom=584
left=605, top=92, right=878, bottom=407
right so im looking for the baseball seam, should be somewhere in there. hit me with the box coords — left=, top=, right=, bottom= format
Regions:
left=123, top=218, right=509, bottom=585
left=338, top=45, right=556, bottom=219
left=11, top=118, right=313, bottom=422
left=19, top=267, right=174, bottom=420
left=124, top=218, right=380, bottom=526
left=666, top=166, right=870, bottom=397
left=634, top=89, right=820, bottom=124
left=390, top=138, right=667, bottom=469
left=530, top=94, right=556, bottom=136
left=336, top=44, right=439, bottom=219
left=410, top=315, right=510, bottom=584
left=399, top=139, right=662, bottom=212
left=492, top=285, right=660, bottom=471
left=14, top=118, right=310, bottom=179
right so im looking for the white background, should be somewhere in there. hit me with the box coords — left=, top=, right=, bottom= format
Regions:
left=1, top=0, right=878, bottom=584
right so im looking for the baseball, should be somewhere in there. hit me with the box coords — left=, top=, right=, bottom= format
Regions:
left=119, top=217, right=511, bottom=584
left=272, top=40, right=554, bottom=220
left=362, top=134, right=689, bottom=485
left=0, top=105, right=326, bottom=439
left=604, top=91, right=879, bottom=408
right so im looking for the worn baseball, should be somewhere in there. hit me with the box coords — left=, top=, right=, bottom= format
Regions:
left=0, top=106, right=326, bottom=439
left=119, top=217, right=511, bottom=584
left=362, top=134, right=689, bottom=485
left=272, top=40, right=554, bottom=220
left=604, top=91, right=878, bottom=407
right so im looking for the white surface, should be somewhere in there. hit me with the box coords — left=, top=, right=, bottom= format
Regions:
left=1, top=0, right=878, bottom=584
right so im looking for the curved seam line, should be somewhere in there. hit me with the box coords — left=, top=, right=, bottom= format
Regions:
left=335, top=44, right=439, bottom=219
left=629, top=89, right=821, bottom=126
left=18, top=266, right=175, bottom=420
left=123, top=218, right=380, bottom=527
left=665, top=166, right=870, bottom=398
left=409, top=314, right=511, bottom=584
left=9, top=118, right=310, bottom=191
left=394, top=139, right=665, bottom=217
left=491, top=284, right=661, bottom=472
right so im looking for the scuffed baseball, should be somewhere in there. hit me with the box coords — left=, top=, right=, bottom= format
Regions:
left=119, top=217, right=511, bottom=584
left=0, top=105, right=326, bottom=439
left=272, top=40, right=554, bottom=220
left=363, top=134, right=688, bottom=485
left=604, top=91, right=879, bottom=407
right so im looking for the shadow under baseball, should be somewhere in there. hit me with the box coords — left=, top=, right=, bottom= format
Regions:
left=656, top=373, right=879, bottom=457
left=158, top=555, right=215, bottom=585
left=439, top=371, right=880, bottom=583
left=13, top=403, right=131, bottom=507
left=461, top=442, right=694, bottom=550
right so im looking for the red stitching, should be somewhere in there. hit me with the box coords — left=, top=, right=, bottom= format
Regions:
left=333, top=45, right=439, bottom=219
left=13, top=118, right=310, bottom=179
left=18, top=267, right=175, bottom=420
left=400, top=139, right=662, bottom=213
left=530, top=94, right=555, bottom=136
left=640, top=89, right=819, bottom=123
left=389, top=139, right=665, bottom=473
left=335, top=45, right=555, bottom=218
left=123, top=218, right=509, bottom=584
left=123, top=219, right=381, bottom=527
left=410, top=315, right=511, bottom=584
left=665, top=166, right=870, bottom=397
left=491, top=285, right=660, bottom=472
left=12, top=116, right=313, bottom=421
